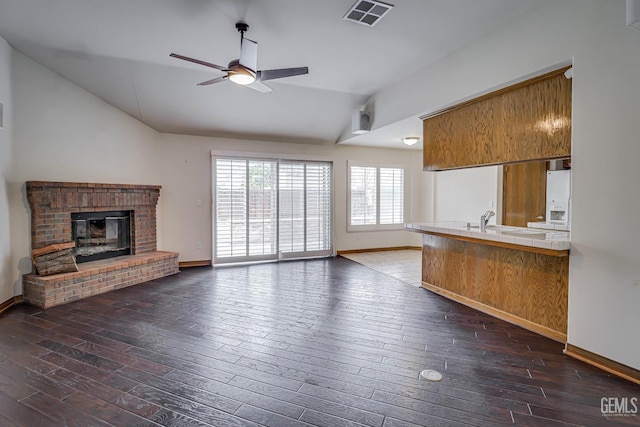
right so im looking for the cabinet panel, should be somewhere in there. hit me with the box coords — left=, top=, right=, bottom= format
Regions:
left=423, top=96, right=504, bottom=169
left=502, top=161, right=547, bottom=227
left=423, top=68, right=571, bottom=171
left=501, top=73, right=572, bottom=162
left=421, top=233, right=568, bottom=339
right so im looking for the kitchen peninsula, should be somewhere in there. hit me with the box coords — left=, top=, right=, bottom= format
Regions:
left=406, top=222, right=570, bottom=342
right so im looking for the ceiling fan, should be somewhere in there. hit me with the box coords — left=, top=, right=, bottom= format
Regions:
left=170, top=22, right=309, bottom=93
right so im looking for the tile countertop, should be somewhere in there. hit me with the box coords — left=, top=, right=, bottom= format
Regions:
left=405, top=221, right=571, bottom=251
left=527, top=221, right=570, bottom=231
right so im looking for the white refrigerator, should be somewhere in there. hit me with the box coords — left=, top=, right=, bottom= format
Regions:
left=546, top=170, right=571, bottom=225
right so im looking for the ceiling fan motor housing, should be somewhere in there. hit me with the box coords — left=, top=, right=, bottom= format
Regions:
left=228, top=59, right=254, bottom=73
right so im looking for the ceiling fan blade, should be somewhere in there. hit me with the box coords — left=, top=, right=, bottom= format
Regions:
left=239, top=38, right=258, bottom=72
left=170, top=53, right=226, bottom=71
left=197, top=76, right=227, bottom=86
left=258, top=67, right=309, bottom=82
left=245, top=80, right=273, bottom=93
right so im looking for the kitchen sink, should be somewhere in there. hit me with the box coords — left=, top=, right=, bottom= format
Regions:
left=499, top=230, right=546, bottom=239
left=466, top=224, right=495, bottom=230
left=464, top=224, right=546, bottom=239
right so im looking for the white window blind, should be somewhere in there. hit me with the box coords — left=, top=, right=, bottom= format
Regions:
left=247, top=160, right=278, bottom=256
left=279, top=161, right=332, bottom=257
left=214, top=158, right=278, bottom=263
left=348, top=163, right=405, bottom=230
left=215, top=158, right=248, bottom=259
left=349, top=166, right=377, bottom=226
left=303, top=162, right=332, bottom=252
left=279, top=162, right=306, bottom=254
left=379, top=167, right=404, bottom=225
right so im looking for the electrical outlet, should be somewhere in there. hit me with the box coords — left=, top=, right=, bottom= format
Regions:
left=195, top=199, right=202, bottom=207
left=196, top=241, right=202, bottom=250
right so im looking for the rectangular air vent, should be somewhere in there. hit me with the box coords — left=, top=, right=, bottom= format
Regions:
left=343, top=0, right=393, bottom=27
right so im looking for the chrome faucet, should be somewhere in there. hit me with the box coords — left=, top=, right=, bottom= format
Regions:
left=480, top=210, right=495, bottom=232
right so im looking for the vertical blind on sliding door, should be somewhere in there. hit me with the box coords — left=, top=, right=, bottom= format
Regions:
left=214, top=156, right=332, bottom=264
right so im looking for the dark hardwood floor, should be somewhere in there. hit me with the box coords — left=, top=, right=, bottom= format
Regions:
left=0, top=257, right=638, bottom=426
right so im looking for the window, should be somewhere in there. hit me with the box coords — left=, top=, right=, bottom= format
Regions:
left=348, top=162, right=404, bottom=231
left=213, top=156, right=332, bottom=265
left=379, top=167, right=404, bottom=225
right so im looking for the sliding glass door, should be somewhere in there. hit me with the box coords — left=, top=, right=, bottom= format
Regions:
left=213, top=156, right=332, bottom=265
left=279, top=161, right=332, bottom=259
left=214, top=158, right=278, bottom=264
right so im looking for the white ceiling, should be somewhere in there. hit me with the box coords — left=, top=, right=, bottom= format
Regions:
left=0, top=0, right=545, bottom=149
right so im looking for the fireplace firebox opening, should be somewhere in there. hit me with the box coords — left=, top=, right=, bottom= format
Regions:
left=71, top=211, right=132, bottom=263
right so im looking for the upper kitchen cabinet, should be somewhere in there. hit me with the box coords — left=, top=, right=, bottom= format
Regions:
left=422, top=67, right=572, bottom=171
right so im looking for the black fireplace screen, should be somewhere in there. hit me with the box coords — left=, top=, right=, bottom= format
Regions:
left=71, top=211, right=131, bottom=263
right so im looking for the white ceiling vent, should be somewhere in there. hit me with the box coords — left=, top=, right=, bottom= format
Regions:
left=343, top=0, right=394, bottom=27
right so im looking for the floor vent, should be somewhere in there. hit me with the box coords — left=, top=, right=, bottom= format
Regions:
left=343, top=0, right=393, bottom=27
left=420, top=369, right=443, bottom=382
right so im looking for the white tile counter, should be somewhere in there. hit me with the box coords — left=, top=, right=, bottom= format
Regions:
left=410, top=221, right=570, bottom=340
left=405, top=221, right=570, bottom=252
left=527, top=221, right=570, bottom=232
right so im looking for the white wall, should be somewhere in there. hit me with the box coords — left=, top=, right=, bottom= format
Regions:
left=430, top=166, right=499, bottom=225
left=566, top=2, right=640, bottom=371
left=158, top=133, right=425, bottom=262
left=371, top=0, right=640, bottom=370
left=5, top=49, right=162, bottom=298
left=0, top=38, right=13, bottom=304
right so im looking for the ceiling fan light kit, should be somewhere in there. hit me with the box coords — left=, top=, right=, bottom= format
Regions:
left=170, top=22, right=308, bottom=93
left=227, top=60, right=256, bottom=85
left=228, top=72, right=255, bottom=85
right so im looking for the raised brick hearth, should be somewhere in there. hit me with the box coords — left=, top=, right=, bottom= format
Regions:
left=23, top=252, right=178, bottom=308
left=23, top=181, right=179, bottom=308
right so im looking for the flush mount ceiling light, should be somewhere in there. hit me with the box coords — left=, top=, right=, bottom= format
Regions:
left=402, top=137, right=420, bottom=146
left=343, top=0, right=394, bottom=27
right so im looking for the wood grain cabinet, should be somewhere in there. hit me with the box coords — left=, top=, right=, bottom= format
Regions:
left=502, top=161, right=547, bottom=227
left=422, top=68, right=572, bottom=171
left=421, top=233, right=568, bottom=342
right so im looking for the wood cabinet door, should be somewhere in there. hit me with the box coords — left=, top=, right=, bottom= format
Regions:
left=502, top=161, right=547, bottom=227
left=422, top=67, right=572, bottom=171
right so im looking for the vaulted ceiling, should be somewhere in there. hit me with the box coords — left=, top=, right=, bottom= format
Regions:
left=0, top=0, right=548, bottom=149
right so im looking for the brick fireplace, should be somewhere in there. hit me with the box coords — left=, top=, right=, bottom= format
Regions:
left=23, top=181, right=179, bottom=308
